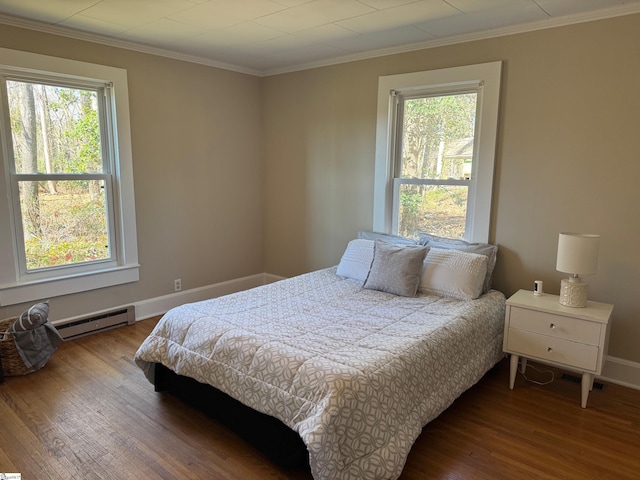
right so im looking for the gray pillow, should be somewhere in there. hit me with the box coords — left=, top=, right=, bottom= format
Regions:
left=357, top=230, right=417, bottom=246
left=418, top=233, right=497, bottom=293
left=364, top=240, right=428, bottom=297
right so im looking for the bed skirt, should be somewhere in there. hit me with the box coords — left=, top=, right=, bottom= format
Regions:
left=151, top=362, right=310, bottom=471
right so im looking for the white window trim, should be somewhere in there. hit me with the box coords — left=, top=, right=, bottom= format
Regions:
left=0, top=47, right=138, bottom=306
left=373, top=61, right=502, bottom=243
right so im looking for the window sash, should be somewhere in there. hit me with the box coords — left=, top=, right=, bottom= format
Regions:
left=391, top=178, right=471, bottom=237
left=3, top=75, right=118, bottom=281
left=389, top=88, right=483, bottom=236
left=392, top=90, right=479, bottom=182
left=0, top=47, right=138, bottom=306
left=390, top=89, right=480, bottom=238
left=3, top=77, right=113, bottom=176
left=373, top=62, right=502, bottom=243
left=10, top=173, right=117, bottom=278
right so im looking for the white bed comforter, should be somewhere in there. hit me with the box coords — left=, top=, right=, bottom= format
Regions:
left=135, top=267, right=505, bottom=480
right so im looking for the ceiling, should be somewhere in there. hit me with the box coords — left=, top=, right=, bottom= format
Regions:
left=1, top=0, right=639, bottom=76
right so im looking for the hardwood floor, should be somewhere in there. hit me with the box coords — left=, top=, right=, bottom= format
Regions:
left=1, top=317, right=639, bottom=479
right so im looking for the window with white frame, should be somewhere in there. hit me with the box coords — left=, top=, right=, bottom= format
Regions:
left=0, top=48, right=138, bottom=306
left=373, top=62, right=502, bottom=243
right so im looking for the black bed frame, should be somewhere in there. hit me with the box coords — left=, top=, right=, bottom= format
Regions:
left=151, top=363, right=310, bottom=471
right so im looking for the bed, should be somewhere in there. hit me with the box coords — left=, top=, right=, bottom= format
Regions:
left=135, top=234, right=506, bottom=480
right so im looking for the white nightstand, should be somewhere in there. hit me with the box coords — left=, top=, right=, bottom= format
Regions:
left=503, top=289, right=613, bottom=408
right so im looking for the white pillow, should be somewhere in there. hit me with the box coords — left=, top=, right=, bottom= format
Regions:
left=419, top=248, right=488, bottom=300
left=336, top=239, right=374, bottom=283
left=418, top=233, right=497, bottom=293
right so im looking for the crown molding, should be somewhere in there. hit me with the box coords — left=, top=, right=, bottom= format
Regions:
left=263, top=4, right=640, bottom=75
left=0, top=14, right=261, bottom=76
left=1, top=3, right=640, bottom=78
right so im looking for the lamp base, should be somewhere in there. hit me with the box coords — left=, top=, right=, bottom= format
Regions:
left=559, top=278, right=588, bottom=307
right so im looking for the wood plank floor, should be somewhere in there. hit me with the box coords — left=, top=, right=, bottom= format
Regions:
left=1, top=317, right=640, bottom=479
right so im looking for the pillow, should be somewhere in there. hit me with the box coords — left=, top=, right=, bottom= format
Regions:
left=357, top=230, right=417, bottom=246
left=13, top=301, right=49, bottom=332
left=336, top=239, right=375, bottom=283
left=363, top=240, right=428, bottom=297
left=419, top=248, right=488, bottom=300
left=418, top=233, right=497, bottom=293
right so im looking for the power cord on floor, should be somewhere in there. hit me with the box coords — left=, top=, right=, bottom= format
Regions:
left=519, top=360, right=555, bottom=386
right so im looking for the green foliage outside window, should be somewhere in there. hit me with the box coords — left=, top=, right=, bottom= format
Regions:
left=8, top=81, right=109, bottom=270
left=397, top=92, right=476, bottom=239
left=399, top=185, right=467, bottom=239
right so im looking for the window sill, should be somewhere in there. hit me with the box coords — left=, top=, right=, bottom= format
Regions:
left=0, top=264, right=140, bottom=306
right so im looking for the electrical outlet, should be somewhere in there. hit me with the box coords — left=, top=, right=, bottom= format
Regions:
left=174, top=278, right=182, bottom=292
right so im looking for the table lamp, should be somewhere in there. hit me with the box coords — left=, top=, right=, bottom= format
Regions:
left=556, top=233, right=600, bottom=307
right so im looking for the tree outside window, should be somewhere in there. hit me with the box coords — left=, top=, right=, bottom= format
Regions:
left=7, top=79, right=112, bottom=271
left=374, top=62, right=502, bottom=244
left=395, top=92, right=477, bottom=239
left=0, top=48, right=138, bottom=306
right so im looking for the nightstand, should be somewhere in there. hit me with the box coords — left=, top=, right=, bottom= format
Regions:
left=503, top=289, right=613, bottom=408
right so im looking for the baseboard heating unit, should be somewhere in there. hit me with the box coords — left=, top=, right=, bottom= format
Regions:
left=54, top=305, right=135, bottom=340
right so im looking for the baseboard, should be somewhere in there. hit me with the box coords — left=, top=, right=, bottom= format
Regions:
left=600, top=356, right=640, bottom=390
left=134, top=273, right=283, bottom=321
left=263, top=273, right=286, bottom=283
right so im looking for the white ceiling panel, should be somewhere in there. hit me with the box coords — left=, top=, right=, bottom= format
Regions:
left=118, top=18, right=209, bottom=47
left=336, top=0, right=460, bottom=34
left=252, top=23, right=354, bottom=53
left=444, top=0, right=534, bottom=13
left=254, top=0, right=376, bottom=33
left=416, top=4, right=549, bottom=37
left=331, top=25, right=438, bottom=52
left=0, top=0, right=639, bottom=74
left=0, top=0, right=97, bottom=23
left=58, top=14, right=131, bottom=37
left=168, top=0, right=287, bottom=30
left=534, top=0, right=632, bottom=16
left=80, top=0, right=194, bottom=28
left=182, top=22, right=286, bottom=49
left=256, top=41, right=349, bottom=68
left=359, top=0, right=426, bottom=9
left=270, top=0, right=314, bottom=6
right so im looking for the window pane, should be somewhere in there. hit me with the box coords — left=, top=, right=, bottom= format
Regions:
left=400, top=93, right=476, bottom=181
left=397, top=184, right=468, bottom=239
left=18, top=180, right=110, bottom=270
left=7, top=80, right=103, bottom=174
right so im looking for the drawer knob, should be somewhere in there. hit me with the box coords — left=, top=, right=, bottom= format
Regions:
left=547, top=347, right=553, bottom=353
left=549, top=323, right=556, bottom=329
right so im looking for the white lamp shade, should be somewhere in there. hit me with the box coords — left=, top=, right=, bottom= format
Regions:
left=556, top=233, right=600, bottom=275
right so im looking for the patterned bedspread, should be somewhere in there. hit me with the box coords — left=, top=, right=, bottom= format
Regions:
left=135, top=267, right=505, bottom=480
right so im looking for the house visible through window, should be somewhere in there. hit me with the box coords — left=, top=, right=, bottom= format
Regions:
left=374, top=62, right=502, bottom=243
left=0, top=48, right=138, bottom=306
left=393, top=91, right=478, bottom=239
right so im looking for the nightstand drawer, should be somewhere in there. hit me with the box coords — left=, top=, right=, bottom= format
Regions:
left=506, top=328, right=599, bottom=371
left=509, top=306, right=601, bottom=345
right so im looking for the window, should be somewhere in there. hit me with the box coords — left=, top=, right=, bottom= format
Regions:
left=374, top=62, right=501, bottom=243
left=0, top=48, right=138, bottom=306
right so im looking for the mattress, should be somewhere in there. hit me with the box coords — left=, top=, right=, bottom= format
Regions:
left=135, top=267, right=505, bottom=480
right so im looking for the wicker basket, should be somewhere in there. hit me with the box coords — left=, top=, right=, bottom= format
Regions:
left=0, top=317, right=37, bottom=376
